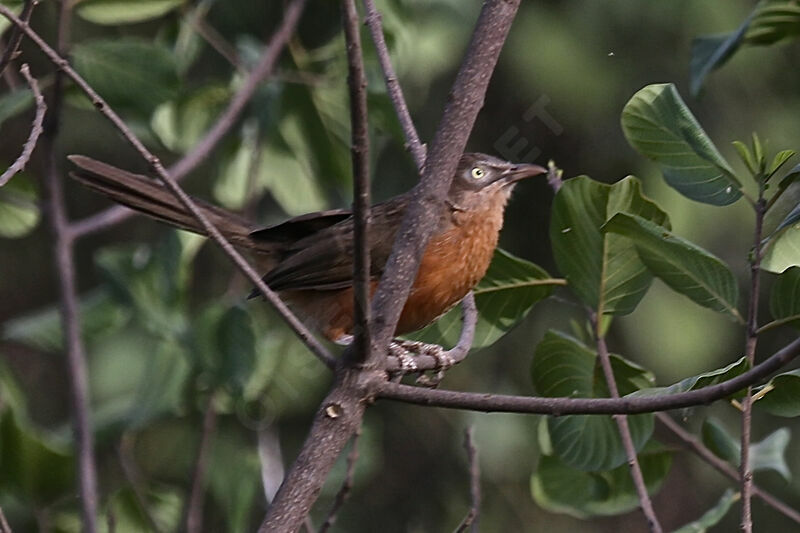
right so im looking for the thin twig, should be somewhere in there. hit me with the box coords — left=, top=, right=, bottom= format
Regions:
left=39, top=2, right=98, bottom=531
left=0, top=0, right=36, bottom=77
left=656, top=413, right=800, bottom=524
left=454, top=426, right=480, bottom=533
left=375, top=334, right=800, bottom=415
left=117, top=434, right=163, bottom=533
left=342, top=0, right=373, bottom=367
left=68, top=0, right=307, bottom=238
left=0, top=504, right=12, bottom=533
left=185, top=397, right=218, bottom=533
left=740, top=193, right=767, bottom=533
left=0, top=63, right=45, bottom=187
left=593, top=322, right=661, bottom=533
left=186, top=2, right=242, bottom=70
left=319, top=431, right=361, bottom=533
left=362, top=0, right=426, bottom=172
left=0, top=2, right=336, bottom=371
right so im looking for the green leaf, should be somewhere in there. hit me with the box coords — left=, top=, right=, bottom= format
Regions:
left=0, top=412, right=73, bottom=505
left=106, top=487, right=182, bottom=533
left=756, top=369, right=800, bottom=417
left=207, top=427, right=262, bottom=532
left=702, top=418, right=791, bottom=480
left=745, top=2, right=800, bottom=46
left=769, top=266, right=800, bottom=328
left=690, top=10, right=754, bottom=97
left=604, top=213, right=742, bottom=320
left=531, top=331, right=654, bottom=471
left=767, top=149, right=796, bottom=181
left=0, top=174, right=39, bottom=238
left=76, top=0, right=184, bottom=25
left=629, top=357, right=748, bottom=398
left=531, top=443, right=672, bottom=518
left=0, top=87, right=34, bottom=128
left=732, top=140, right=757, bottom=176
left=410, top=249, right=557, bottom=349
left=550, top=175, right=669, bottom=315
left=0, top=0, right=24, bottom=36
left=151, top=85, right=231, bottom=153
left=702, top=418, right=740, bottom=465
left=72, top=39, right=180, bottom=117
left=672, top=489, right=739, bottom=533
left=621, top=83, right=741, bottom=205
left=215, top=305, right=256, bottom=394
left=2, top=290, right=129, bottom=352
left=777, top=162, right=800, bottom=191
left=762, top=218, right=800, bottom=273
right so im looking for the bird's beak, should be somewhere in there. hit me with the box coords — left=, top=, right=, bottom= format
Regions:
left=498, top=163, right=548, bottom=186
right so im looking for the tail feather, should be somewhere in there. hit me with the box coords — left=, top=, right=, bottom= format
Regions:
left=68, top=155, right=262, bottom=251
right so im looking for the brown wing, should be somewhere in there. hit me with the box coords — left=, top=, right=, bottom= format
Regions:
left=261, top=195, right=409, bottom=291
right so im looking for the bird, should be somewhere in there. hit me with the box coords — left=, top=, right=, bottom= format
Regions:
left=68, top=153, right=546, bottom=345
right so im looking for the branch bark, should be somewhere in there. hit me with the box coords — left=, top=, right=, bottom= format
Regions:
left=0, top=63, right=45, bottom=187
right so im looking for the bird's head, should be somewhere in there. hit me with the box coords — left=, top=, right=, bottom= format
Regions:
left=447, top=152, right=547, bottom=209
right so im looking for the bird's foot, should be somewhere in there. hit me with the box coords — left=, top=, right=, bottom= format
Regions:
left=387, top=339, right=455, bottom=387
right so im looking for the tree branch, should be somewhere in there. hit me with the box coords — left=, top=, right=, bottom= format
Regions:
left=367, top=0, right=522, bottom=361
left=375, top=334, right=800, bottom=414
left=454, top=426, right=480, bottom=533
left=184, top=396, right=218, bottom=533
left=319, top=430, right=361, bottom=533
left=0, top=63, right=45, bottom=187
left=0, top=0, right=36, bottom=77
left=342, top=0, right=373, bottom=366
left=0, top=2, right=337, bottom=371
left=0, top=504, right=12, bottom=533
left=68, top=0, right=307, bottom=238
left=594, top=328, right=661, bottom=533
left=740, top=193, right=767, bottom=533
left=656, top=413, right=800, bottom=524
left=39, top=2, right=98, bottom=531
left=362, top=0, right=426, bottom=172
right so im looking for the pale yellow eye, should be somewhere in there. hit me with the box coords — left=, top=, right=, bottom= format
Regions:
left=471, top=167, right=485, bottom=179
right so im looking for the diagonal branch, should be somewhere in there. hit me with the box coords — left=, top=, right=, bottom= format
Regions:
left=0, top=0, right=36, bottom=77
left=0, top=63, right=45, bottom=187
left=362, top=0, right=426, bottom=172
left=68, top=0, right=307, bottom=238
left=0, top=2, right=336, bottom=371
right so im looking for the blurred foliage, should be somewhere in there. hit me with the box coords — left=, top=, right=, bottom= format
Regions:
left=1, top=1, right=800, bottom=532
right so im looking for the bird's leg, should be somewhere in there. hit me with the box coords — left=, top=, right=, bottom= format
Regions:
left=387, top=339, right=456, bottom=386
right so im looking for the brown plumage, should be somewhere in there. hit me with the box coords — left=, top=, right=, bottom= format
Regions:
left=68, top=153, right=545, bottom=343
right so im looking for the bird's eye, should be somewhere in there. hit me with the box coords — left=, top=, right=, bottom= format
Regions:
left=470, top=167, right=485, bottom=179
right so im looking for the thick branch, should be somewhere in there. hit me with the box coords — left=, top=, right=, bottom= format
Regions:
left=342, top=0, right=373, bottom=366
left=368, top=0, right=522, bottom=360
left=68, top=0, right=307, bottom=238
left=376, top=335, right=800, bottom=414
left=0, top=3, right=336, bottom=370
left=362, top=0, right=425, bottom=171
left=0, top=63, right=45, bottom=187
left=319, top=430, right=361, bottom=533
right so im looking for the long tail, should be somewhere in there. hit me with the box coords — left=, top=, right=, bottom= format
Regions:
left=68, top=155, right=260, bottom=250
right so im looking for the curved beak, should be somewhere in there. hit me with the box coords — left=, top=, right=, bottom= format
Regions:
left=497, top=162, right=548, bottom=186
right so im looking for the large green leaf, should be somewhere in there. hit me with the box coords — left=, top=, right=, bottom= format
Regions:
left=410, top=249, right=557, bottom=349
left=769, top=266, right=800, bottom=328
left=745, top=1, right=800, bottom=46
left=531, top=442, right=671, bottom=518
left=76, top=0, right=184, bottom=25
left=72, top=39, right=180, bottom=117
left=0, top=175, right=39, bottom=238
left=690, top=11, right=754, bottom=97
left=672, top=489, right=739, bottom=533
left=604, top=213, right=742, bottom=320
left=761, top=221, right=800, bottom=272
left=550, top=175, right=669, bottom=315
left=531, top=331, right=654, bottom=471
left=756, top=369, right=800, bottom=417
left=621, top=83, right=741, bottom=205
left=629, top=357, right=748, bottom=398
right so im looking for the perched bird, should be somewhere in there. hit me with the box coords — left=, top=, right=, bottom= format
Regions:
left=69, top=153, right=545, bottom=343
